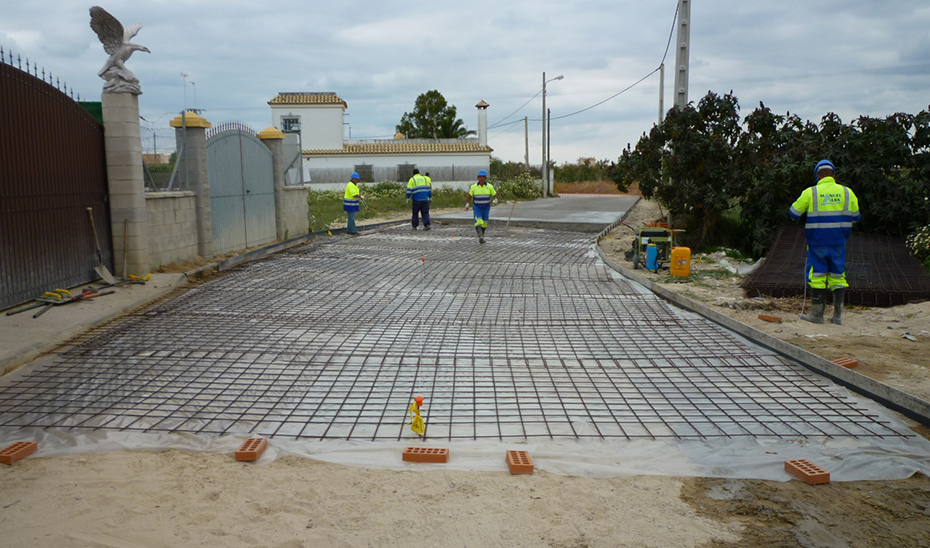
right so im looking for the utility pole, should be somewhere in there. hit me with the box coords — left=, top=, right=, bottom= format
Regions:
left=547, top=108, right=552, bottom=195
left=658, top=63, right=665, bottom=123
left=524, top=116, right=529, bottom=172
left=673, top=0, right=691, bottom=110
left=541, top=72, right=563, bottom=197
left=542, top=72, right=547, bottom=196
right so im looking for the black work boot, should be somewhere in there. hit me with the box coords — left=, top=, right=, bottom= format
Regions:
left=478, top=226, right=486, bottom=244
left=830, top=287, right=845, bottom=325
left=800, top=288, right=827, bottom=324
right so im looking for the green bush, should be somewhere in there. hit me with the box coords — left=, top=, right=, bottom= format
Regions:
left=307, top=173, right=542, bottom=232
left=555, top=158, right=611, bottom=183
left=494, top=172, right=543, bottom=201
left=906, top=225, right=930, bottom=270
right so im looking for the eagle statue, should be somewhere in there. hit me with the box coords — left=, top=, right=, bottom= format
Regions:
left=89, top=6, right=150, bottom=94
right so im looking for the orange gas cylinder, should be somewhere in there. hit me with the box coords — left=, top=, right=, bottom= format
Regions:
left=670, top=247, right=691, bottom=277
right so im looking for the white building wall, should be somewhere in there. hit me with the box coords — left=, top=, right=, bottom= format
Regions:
left=271, top=104, right=344, bottom=150
left=304, top=153, right=489, bottom=184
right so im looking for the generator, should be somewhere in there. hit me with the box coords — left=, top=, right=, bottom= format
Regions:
left=626, top=227, right=673, bottom=270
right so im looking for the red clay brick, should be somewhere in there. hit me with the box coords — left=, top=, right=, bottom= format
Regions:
left=0, top=441, right=38, bottom=465
left=757, top=314, right=782, bottom=323
left=506, top=450, right=534, bottom=475
left=235, top=437, right=268, bottom=462
left=402, top=447, right=449, bottom=463
left=785, top=459, right=830, bottom=485
left=833, top=357, right=858, bottom=368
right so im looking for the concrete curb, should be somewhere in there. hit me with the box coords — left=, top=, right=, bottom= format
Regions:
left=594, top=222, right=930, bottom=428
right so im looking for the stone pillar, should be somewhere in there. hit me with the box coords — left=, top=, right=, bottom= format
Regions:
left=259, top=127, right=289, bottom=240
left=102, top=92, right=148, bottom=277
left=170, top=111, right=213, bottom=258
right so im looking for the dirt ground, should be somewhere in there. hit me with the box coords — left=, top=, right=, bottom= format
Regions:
left=2, top=199, right=930, bottom=547
left=599, top=198, right=930, bottom=405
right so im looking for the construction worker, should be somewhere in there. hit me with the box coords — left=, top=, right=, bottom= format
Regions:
left=465, top=169, right=496, bottom=244
left=343, top=172, right=362, bottom=235
left=789, top=159, right=861, bottom=324
left=406, top=168, right=432, bottom=230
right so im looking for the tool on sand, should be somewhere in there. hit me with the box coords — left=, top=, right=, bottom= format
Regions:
left=87, top=207, right=117, bottom=284
left=31, top=288, right=115, bottom=318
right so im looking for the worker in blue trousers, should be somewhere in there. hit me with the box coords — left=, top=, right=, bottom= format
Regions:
left=789, top=159, right=860, bottom=324
left=406, top=168, right=432, bottom=230
left=465, top=169, right=497, bottom=244
left=343, top=172, right=363, bottom=235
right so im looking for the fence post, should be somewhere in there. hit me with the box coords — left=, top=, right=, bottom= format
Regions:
left=170, top=111, right=213, bottom=258
left=102, top=92, right=148, bottom=277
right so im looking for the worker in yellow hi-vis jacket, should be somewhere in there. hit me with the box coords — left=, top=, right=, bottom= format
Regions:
left=465, top=170, right=496, bottom=244
left=789, top=159, right=861, bottom=325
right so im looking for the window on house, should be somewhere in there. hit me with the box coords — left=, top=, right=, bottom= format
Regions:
left=282, top=117, right=301, bottom=133
left=397, top=164, right=417, bottom=183
left=354, top=165, right=373, bottom=183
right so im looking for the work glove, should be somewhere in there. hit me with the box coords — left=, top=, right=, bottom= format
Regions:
left=492, top=199, right=498, bottom=205
left=428, top=198, right=432, bottom=203
left=406, top=198, right=410, bottom=205
left=359, top=195, right=365, bottom=200
left=464, top=203, right=471, bottom=211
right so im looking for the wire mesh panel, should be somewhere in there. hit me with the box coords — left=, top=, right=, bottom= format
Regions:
left=0, top=225, right=913, bottom=441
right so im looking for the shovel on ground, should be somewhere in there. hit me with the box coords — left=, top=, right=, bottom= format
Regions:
left=86, top=207, right=117, bottom=284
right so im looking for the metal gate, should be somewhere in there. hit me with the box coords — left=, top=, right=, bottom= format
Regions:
left=0, top=57, right=110, bottom=311
left=206, top=123, right=276, bottom=255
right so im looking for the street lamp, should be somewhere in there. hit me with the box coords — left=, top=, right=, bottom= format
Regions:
left=542, top=73, right=563, bottom=197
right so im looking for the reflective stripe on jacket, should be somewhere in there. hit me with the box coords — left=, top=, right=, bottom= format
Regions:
left=469, top=183, right=496, bottom=206
left=406, top=174, right=432, bottom=201
left=789, top=177, right=860, bottom=246
left=344, top=182, right=360, bottom=212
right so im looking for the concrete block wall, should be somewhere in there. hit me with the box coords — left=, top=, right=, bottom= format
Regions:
left=145, top=191, right=199, bottom=267
left=279, top=185, right=310, bottom=241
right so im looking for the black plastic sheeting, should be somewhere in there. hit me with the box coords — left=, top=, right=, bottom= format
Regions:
left=741, top=224, right=930, bottom=307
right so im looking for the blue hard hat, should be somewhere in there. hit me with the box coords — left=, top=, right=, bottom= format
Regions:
left=351, top=172, right=360, bottom=179
left=814, top=160, right=834, bottom=179
left=477, top=169, right=487, bottom=177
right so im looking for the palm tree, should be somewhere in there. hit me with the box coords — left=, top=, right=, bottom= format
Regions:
left=438, top=113, right=477, bottom=138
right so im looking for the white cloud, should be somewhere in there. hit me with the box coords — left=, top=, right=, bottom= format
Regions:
left=2, top=1, right=928, bottom=163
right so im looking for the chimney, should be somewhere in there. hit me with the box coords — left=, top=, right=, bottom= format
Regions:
left=476, top=100, right=489, bottom=146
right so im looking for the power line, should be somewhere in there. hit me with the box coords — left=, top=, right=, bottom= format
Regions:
left=551, top=1, right=679, bottom=121
left=489, top=89, right=542, bottom=129
left=489, top=1, right=681, bottom=128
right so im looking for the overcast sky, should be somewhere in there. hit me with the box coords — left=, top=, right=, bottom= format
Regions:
left=3, top=1, right=929, bottom=165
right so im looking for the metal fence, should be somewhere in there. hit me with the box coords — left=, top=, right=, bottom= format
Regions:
left=141, top=125, right=182, bottom=192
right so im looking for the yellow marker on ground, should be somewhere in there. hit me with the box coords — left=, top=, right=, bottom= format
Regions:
left=408, top=395, right=426, bottom=436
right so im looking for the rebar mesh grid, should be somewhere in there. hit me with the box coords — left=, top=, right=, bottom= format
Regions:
left=0, top=226, right=913, bottom=441
left=742, top=224, right=930, bottom=306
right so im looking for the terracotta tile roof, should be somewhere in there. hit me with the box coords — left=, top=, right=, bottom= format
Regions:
left=268, top=92, right=347, bottom=108
left=305, top=141, right=493, bottom=155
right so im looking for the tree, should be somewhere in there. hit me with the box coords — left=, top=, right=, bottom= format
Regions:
left=612, top=92, right=743, bottom=248
left=397, top=90, right=475, bottom=139
left=611, top=90, right=930, bottom=256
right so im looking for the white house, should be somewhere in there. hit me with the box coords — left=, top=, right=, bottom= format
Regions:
left=268, top=92, right=492, bottom=187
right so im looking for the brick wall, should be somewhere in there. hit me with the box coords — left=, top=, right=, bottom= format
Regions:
left=145, top=191, right=199, bottom=266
